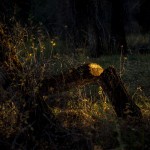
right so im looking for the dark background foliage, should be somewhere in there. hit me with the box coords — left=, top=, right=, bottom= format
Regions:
left=0, top=0, right=150, bottom=57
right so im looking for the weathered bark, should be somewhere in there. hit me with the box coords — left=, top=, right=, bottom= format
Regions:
left=40, top=63, right=142, bottom=118
left=98, top=67, right=142, bottom=118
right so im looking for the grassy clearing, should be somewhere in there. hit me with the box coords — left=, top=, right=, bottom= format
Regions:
left=0, top=23, right=150, bottom=149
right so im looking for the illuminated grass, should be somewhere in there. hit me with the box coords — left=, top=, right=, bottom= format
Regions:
left=0, top=22, right=150, bottom=149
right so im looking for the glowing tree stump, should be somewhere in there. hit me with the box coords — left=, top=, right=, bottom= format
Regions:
left=40, top=63, right=142, bottom=118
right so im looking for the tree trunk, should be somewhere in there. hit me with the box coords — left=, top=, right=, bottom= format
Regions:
left=139, top=0, right=150, bottom=33
left=111, top=0, right=127, bottom=54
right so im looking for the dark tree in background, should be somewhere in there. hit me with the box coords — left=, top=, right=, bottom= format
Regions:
left=123, top=0, right=140, bottom=34
left=111, top=0, right=127, bottom=54
left=87, top=0, right=105, bottom=57
left=139, top=0, right=150, bottom=33
left=71, top=0, right=104, bottom=57
left=69, top=0, right=111, bottom=57
left=72, top=0, right=88, bottom=48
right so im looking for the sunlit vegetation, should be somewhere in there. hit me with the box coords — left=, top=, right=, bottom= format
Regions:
left=0, top=23, right=150, bottom=149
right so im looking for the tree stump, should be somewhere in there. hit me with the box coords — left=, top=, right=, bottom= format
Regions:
left=40, top=63, right=142, bottom=118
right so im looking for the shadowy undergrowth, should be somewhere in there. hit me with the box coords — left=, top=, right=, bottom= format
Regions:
left=0, top=23, right=150, bottom=150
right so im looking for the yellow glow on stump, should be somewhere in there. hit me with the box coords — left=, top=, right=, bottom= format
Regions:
left=88, top=63, right=104, bottom=76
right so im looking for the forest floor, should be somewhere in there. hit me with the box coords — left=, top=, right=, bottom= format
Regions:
left=0, top=53, right=150, bottom=150
left=50, top=54, right=150, bottom=150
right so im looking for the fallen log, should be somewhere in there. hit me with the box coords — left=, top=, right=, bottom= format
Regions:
left=40, top=63, right=104, bottom=94
left=40, top=63, right=142, bottom=118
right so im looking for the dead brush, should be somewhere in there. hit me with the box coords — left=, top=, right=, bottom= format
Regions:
left=0, top=23, right=95, bottom=149
left=0, top=22, right=150, bottom=149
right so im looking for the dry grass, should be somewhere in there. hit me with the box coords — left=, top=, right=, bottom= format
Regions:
left=0, top=23, right=150, bottom=149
